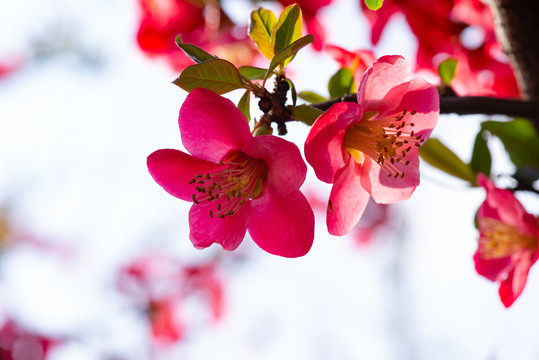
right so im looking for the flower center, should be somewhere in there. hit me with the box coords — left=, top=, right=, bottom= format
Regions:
left=189, top=152, right=268, bottom=219
left=343, top=109, right=424, bottom=178
left=478, top=217, right=537, bottom=259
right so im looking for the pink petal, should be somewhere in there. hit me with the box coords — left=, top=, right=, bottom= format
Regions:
left=358, top=55, right=411, bottom=109
left=249, top=187, right=314, bottom=257
left=473, top=251, right=511, bottom=282
left=188, top=200, right=251, bottom=251
left=305, top=102, right=360, bottom=183
left=179, top=88, right=252, bottom=162
left=242, top=135, right=306, bottom=196
left=147, top=149, right=218, bottom=201
left=327, top=158, right=370, bottom=236
left=360, top=156, right=418, bottom=204
left=498, top=253, right=532, bottom=307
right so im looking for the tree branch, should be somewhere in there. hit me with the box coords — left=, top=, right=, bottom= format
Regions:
left=310, top=95, right=539, bottom=123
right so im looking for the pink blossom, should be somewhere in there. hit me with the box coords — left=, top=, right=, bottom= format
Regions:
left=474, top=174, right=539, bottom=307
left=148, top=88, right=314, bottom=257
left=325, top=44, right=375, bottom=87
left=305, top=55, right=439, bottom=235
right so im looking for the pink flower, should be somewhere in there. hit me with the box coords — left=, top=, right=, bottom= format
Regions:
left=148, top=88, right=314, bottom=257
left=325, top=44, right=376, bottom=87
left=305, top=56, right=439, bottom=235
left=474, top=174, right=539, bottom=307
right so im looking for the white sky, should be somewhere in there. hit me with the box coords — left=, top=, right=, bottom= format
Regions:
left=0, top=0, right=538, bottom=359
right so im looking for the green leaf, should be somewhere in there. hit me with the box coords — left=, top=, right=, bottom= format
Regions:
left=298, top=91, right=327, bottom=103
left=438, top=57, right=458, bottom=85
left=291, top=105, right=323, bottom=126
left=248, top=7, right=278, bottom=60
left=419, top=138, right=476, bottom=184
left=172, top=59, right=246, bottom=94
left=239, top=66, right=268, bottom=80
left=238, top=90, right=251, bottom=122
left=265, top=34, right=314, bottom=82
left=328, top=68, right=356, bottom=98
left=481, top=118, right=539, bottom=168
left=364, top=0, right=384, bottom=11
left=271, top=4, right=303, bottom=66
left=470, top=131, right=492, bottom=177
left=175, top=35, right=215, bottom=64
left=286, top=78, right=297, bottom=106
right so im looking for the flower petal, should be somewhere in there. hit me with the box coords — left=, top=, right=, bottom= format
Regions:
left=358, top=55, right=410, bottom=109
left=327, top=158, right=370, bottom=236
left=188, top=200, right=251, bottom=251
left=243, top=135, right=306, bottom=196
left=473, top=251, right=511, bottom=282
left=179, top=88, right=252, bottom=162
left=360, top=156, right=418, bottom=204
left=305, top=102, right=360, bottom=183
left=249, top=187, right=314, bottom=258
left=147, top=149, right=218, bottom=201
left=498, top=251, right=533, bottom=307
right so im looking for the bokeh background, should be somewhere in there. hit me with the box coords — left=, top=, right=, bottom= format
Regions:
left=0, top=0, right=538, bottom=359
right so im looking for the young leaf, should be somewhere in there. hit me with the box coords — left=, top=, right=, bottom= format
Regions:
left=298, top=91, right=327, bottom=103
left=419, top=138, right=476, bottom=184
left=175, top=35, right=215, bottom=64
left=481, top=118, right=539, bottom=168
left=364, top=0, right=384, bottom=11
left=264, top=34, right=314, bottom=82
left=291, top=105, right=323, bottom=126
left=238, top=90, right=251, bottom=122
left=438, top=57, right=458, bottom=86
left=172, top=59, right=246, bottom=94
left=286, top=78, right=297, bottom=106
left=249, top=8, right=278, bottom=60
left=239, top=66, right=268, bottom=80
left=470, top=131, right=492, bottom=177
left=328, top=68, right=355, bottom=98
left=271, top=4, right=303, bottom=67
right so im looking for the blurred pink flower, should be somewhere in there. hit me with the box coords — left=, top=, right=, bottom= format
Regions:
left=305, top=55, right=438, bottom=235
left=148, top=88, right=314, bottom=257
left=0, top=320, right=59, bottom=360
left=325, top=44, right=376, bottom=86
left=474, top=174, right=539, bottom=307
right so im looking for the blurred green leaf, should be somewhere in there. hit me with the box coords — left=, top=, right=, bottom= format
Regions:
left=239, top=66, right=268, bottom=80
left=364, top=0, right=384, bottom=10
left=172, top=59, right=246, bottom=94
left=175, top=35, right=215, bottom=64
left=438, top=58, right=458, bottom=85
left=291, top=105, right=323, bottom=126
left=470, top=131, right=492, bottom=177
left=238, top=90, right=251, bottom=122
left=298, top=91, right=327, bottom=103
left=265, top=34, right=314, bottom=82
left=481, top=118, right=539, bottom=168
left=419, top=138, right=476, bottom=184
left=286, top=78, right=297, bottom=106
left=248, top=7, right=278, bottom=60
left=328, top=68, right=355, bottom=99
left=271, top=4, right=303, bottom=67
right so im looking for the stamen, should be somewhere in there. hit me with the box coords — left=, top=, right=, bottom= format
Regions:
left=479, top=217, right=537, bottom=259
left=190, top=153, right=268, bottom=219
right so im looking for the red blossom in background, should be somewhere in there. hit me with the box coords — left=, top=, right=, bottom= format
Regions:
left=360, top=0, right=519, bottom=97
left=147, top=88, right=314, bottom=257
left=0, top=320, right=60, bottom=360
left=118, top=252, right=225, bottom=345
left=474, top=174, right=539, bottom=308
left=305, top=55, right=438, bottom=235
left=136, top=0, right=257, bottom=71
left=325, top=44, right=376, bottom=86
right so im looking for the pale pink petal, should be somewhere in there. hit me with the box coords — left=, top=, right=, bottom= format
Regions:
left=358, top=55, right=411, bottom=109
left=305, top=102, right=360, bottom=183
left=249, top=187, right=314, bottom=257
left=147, top=149, right=218, bottom=201
left=361, top=156, right=418, bottom=204
left=327, top=158, right=370, bottom=236
left=243, top=135, right=306, bottom=196
left=189, top=200, right=251, bottom=251
left=179, top=88, right=252, bottom=162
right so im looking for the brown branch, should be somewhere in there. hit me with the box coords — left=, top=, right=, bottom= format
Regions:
left=310, top=95, right=539, bottom=123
